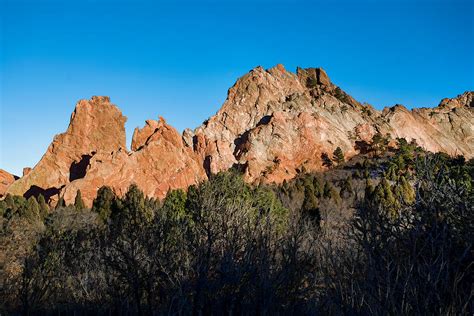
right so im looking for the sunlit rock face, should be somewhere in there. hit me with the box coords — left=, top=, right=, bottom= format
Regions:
left=6, top=65, right=473, bottom=206
left=62, top=116, right=206, bottom=207
left=0, top=169, right=17, bottom=197
left=7, top=96, right=127, bottom=204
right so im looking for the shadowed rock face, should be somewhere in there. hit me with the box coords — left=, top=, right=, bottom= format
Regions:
left=5, top=65, right=474, bottom=206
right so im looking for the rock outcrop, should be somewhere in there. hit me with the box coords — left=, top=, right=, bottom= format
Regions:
left=61, top=117, right=206, bottom=206
left=0, top=169, right=17, bottom=197
left=7, top=96, right=127, bottom=203
left=5, top=65, right=474, bottom=206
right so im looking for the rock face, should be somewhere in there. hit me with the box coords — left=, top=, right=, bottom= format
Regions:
left=6, top=65, right=474, bottom=206
left=61, top=117, right=206, bottom=206
left=7, top=96, right=127, bottom=203
left=0, top=169, right=17, bottom=197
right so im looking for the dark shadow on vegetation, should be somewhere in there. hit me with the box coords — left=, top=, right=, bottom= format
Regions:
left=355, top=140, right=370, bottom=154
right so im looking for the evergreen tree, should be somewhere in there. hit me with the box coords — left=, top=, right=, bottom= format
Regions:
left=372, top=178, right=399, bottom=217
left=398, top=176, right=415, bottom=205
left=323, top=181, right=333, bottom=199
left=365, top=179, right=374, bottom=199
left=3, top=194, right=16, bottom=219
left=333, top=147, right=345, bottom=164
left=370, top=132, right=390, bottom=157
left=353, top=170, right=362, bottom=179
left=25, top=196, right=40, bottom=220
left=114, top=184, right=152, bottom=226
left=162, top=189, right=187, bottom=220
left=340, top=177, right=353, bottom=198
left=56, top=196, right=65, bottom=209
left=74, top=190, right=85, bottom=211
left=0, top=200, right=5, bottom=217
left=37, top=194, right=49, bottom=219
left=313, top=177, right=324, bottom=198
left=302, top=192, right=320, bottom=224
left=386, top=163, right=398, bottom=181
left=92, top=186, right=116, bottom=222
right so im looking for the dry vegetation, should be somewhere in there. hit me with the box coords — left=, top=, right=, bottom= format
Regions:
left=0, top=142, right=473, bottom=315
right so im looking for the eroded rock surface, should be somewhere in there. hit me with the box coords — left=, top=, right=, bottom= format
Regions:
left=62, top=117, right=206, bottom=206
left=7, top=96, right=127, bottom=203
left=6, top=66, right=474, bottom=206
left=0, top=169, right=17, bottom=197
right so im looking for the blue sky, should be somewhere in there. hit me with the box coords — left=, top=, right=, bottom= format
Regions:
left=1, top=0, right=473, bottom=175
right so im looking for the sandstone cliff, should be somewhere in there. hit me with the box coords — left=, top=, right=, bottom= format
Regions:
left=6, top=96, right=127, bottom=203
left=5, top=65, right=473, bottom=206
left=0, top=169, right=17, bottom=197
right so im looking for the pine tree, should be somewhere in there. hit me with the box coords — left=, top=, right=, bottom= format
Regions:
left=340, top=177, right=353, bottom=198
left=365, top=179, right=374, bottom=200
left=56, top=196, right=65, bottom=209
left=92, top=186, right=116, bottom=222
left=302, top=191, right=320, bottom=224
left=37, top=194, right=49, bottom=219
left=162, top=189, right=187, bottom=220
left=399, top=176, right=415, bottom=205
left=25, top=196, right=40, bottom=220
left=333, top=147, right=345, bottom=164
left=74, top=189, right=85, bottom=211
left=313, top=177, right=323, bottom=198
left=323, top=181, right=332, bottom=199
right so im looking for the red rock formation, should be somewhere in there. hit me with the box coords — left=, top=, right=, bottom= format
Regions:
left=7, top=96, right=127, bottom=203
left=0, top=169, right=17, bottom=197
left=5, top=66, right=474, bottom=206
left=191, top=66, right=473, bottom=183
left=61, top=117, right=206, bottom=206
left=22, top=168, right=32, bottom=177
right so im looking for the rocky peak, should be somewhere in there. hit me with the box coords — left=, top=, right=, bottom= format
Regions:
left=132, top=116, right=186, bottom=152
left=0, top=169, right=17, bottom=197
left=438, top=91, right=473, bottom=109
left=4, top=66, right=473, bottom=207
left=297, top=67, right=331, bottom=88
left=7, top=96, right=127, bottom=202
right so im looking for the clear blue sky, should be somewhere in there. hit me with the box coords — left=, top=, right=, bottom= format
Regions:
left=1, top=0, right=473, bottom=176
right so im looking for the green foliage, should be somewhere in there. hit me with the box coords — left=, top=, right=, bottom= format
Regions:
left=37, top=194, right=49, bottom=219
left=56, top=196, right=65, bottom=209
left=74, top=190, right=85, bottom=211
left=2, top=152, right=472, bottom=314
left=252, top=186, right=289, bottom=230
left=24, top=197, right=40, bottom=220
left=370, top=132, right=390, bottom=157
left=91, top=186, right=115, bottom=222
left=340, top=177, right=353, bottom=198
left=306, top=76, right=318, bottom=88
left=111, top=184, right=153, bottom=227
left=333, top=87, right=350, bottom=103
left=323, top=181, right=332, bottom=199
left=332, top=147, right=345, bottom=164
left=397, top=176, right=415, bottom=204
left=162, top=189, right=187, bottom=220
left=302, top=191, right=320, bottom=224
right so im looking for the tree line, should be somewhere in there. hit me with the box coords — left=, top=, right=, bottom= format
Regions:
left=0, top=143, right=473, bottom=315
